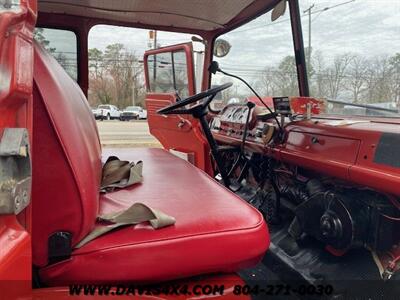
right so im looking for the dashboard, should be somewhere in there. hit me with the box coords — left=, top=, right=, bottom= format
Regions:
left=219, top=105, right=250, bottom=124
left=211, top=104, right=274, bottom=146
left=211, top=99, right=400, bottom=197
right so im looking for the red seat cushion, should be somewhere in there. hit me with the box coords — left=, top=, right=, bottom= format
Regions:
left=39, top=148, right=269, bottom=285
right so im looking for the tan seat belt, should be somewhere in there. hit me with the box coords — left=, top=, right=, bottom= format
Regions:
left=100, top=156, right=143, bottom=193
left=75, top=157, right=176, bottom=248
left=75, top=202, right=176, bottom=248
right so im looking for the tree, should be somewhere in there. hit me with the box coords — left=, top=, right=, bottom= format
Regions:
left=258, top=66, right=277, bottom=96
left=89, top=48, right=104, bottom=78
left=88, top=48, right=113, bottom=106
left=103, top=43, right=126, bottom=107
left=345, top=55, right=368, bottom=103
left=325, top=53, right=352, bottom=99
left=364, top=56, right=393, bottom=104
left=389, top=53, right=400, bottom=106
left=274, top=55, right=298, bottom=96
left=88, top=44, right=145, bottom=108
left=34, top=28, right=56, bottom=53
left=310, top=50, right=329, bottom=98
left=126, top=51, right=145, bottom=107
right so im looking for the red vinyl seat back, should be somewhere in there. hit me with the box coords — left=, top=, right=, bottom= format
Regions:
left=32, top=42, right=102, bottom=267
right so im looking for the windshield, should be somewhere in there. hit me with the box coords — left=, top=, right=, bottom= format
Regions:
left=211, top=4, right=298, bottom=110
left=300, top=0, right=400, bottom=118
left=98, top=105, right=109, bottom=109
left=212, top=0, right=400, bottom=118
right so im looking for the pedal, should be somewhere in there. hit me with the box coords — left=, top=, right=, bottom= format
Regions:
left=215, top=173, right=222, bottom=181
left=229, top=181, right=242, bottom=192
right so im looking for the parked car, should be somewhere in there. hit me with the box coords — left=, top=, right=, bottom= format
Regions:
left=92, top=104, right=121, bottom=120
left=120, top=106, right=148, bottom=120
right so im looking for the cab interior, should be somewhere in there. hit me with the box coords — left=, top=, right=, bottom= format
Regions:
left=1, top=0, right=400, bottom=298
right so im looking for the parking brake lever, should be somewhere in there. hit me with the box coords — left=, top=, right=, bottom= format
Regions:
left=241, top=101, right=255, bottom=153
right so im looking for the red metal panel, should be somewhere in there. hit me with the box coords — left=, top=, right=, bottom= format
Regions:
left=281, top=131, right=361, bottom=179
left=284, top=132, right=360, bottom=164
left=146, top=93, right=212, bottom=173
left=278, top=119, right=400, bottom=195
left=0, top=216, right=32, bottom=300
left=0, top=0, right=37, bottom=298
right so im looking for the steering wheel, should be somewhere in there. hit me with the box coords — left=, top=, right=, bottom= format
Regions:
left=157, top=82, right=232, bottom=115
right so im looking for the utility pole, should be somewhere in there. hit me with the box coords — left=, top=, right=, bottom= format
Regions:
left=149, top=30, right=157, bottom=82
left=303, top=3, right=314, bottom=69
left=153, top=30, right=157, bottom=50
left=132, top=76, right=136, bottom=106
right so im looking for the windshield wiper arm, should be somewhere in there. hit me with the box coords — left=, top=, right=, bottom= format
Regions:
left=327, top=99, right=399, bottom=114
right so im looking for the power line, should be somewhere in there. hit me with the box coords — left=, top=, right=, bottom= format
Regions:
left=229, top=0, right=356, bottom=34
left=314, top=0, right=356, bottom=15
left=311, top=10, right=324, bottom=23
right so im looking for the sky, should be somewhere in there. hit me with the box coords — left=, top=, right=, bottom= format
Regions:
left=41, top=0, right=399, bottom=93
left=89, top=0, right=400, bottom=61
left=213, top=0, right=400, bottom=83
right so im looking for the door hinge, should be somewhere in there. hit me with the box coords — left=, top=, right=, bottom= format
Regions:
left=0, top=128, right=31, bottom=215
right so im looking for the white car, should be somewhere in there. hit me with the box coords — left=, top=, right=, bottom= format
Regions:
left=92, top=105, right=121, bottom=120
left=120, top=106, right=147, bottom=121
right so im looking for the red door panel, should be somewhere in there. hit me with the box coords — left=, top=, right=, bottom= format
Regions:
left=0, top=0, right=37, bottom=298
left=144, top=43, right=212, bottom=175
left=146, top=93, right=211, bottom=172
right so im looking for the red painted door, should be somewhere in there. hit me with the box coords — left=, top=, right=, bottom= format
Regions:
left=144, top=43, right=212, bottom=174
left=0, top=1, right=37, bottom=298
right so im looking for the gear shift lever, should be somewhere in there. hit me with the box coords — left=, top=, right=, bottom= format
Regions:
left=227, top=101, right=255, bottom=190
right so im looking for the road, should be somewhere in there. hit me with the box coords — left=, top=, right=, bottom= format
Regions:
left=97, top=120, right=162, bottom=148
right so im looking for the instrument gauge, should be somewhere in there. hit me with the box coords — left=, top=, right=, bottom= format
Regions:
left=232, top=107, right=243, bottom=121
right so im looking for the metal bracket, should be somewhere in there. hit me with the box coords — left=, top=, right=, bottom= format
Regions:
left=0, top=128, right=31, bottom=215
